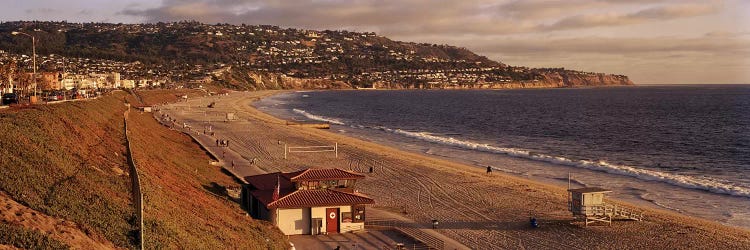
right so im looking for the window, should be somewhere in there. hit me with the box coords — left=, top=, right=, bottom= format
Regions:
left=351, top=205, right=365, bottom=223
left=341, top=212, right=352, bottom=223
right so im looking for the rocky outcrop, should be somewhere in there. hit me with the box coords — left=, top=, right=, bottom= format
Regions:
left=538, top=72, right=634, bottom=87
left=221, top=69, right=632, bottom=90
left=247, top=72, right=352, bottom=90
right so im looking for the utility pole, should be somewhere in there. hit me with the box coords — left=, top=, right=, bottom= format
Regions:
left=12, top=31, right=37, bottom=103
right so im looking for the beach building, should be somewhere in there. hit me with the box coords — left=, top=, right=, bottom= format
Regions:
left=242, top=168, right=374, bottom=235
left=568, top=187, right=643, bottom=226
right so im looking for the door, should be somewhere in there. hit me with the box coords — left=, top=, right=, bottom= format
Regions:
left=326, top=208, right=339, bottom=233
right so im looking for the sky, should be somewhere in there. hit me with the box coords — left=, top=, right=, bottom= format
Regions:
left=3, top=0, right=749, bottom=84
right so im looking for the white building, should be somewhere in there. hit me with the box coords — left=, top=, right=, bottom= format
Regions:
left=120, top=79, right=135, bottom=89
left=242, top=168, right=374, bottom=235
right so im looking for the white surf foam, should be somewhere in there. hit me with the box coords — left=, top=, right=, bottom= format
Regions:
left=378, top=127, right=750, bottom=198
left=292, top=109, right=346, bottom=125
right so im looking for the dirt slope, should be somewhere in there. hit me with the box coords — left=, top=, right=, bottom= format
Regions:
left=126, top=91, right=287, bottom=249
left=0, top=92, right=136, bottom=248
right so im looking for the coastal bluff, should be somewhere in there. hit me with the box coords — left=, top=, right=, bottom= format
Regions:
left=2, top=21, right=634, bottom=91
left=223, top=70, right=634, bottom=90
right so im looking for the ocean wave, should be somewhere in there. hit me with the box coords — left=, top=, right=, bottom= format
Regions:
left=292, top=109, right=346, bottom=125
left=379, top=128, right=750, bottom=198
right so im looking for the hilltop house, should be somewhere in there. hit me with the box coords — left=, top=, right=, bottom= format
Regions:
left=241, top=168, right=374, bottom=235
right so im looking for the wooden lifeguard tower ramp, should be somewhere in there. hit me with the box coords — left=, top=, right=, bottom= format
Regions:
left=568, top=187, right=644, bottom=226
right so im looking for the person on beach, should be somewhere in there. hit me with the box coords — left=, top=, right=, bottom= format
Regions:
left=216, top=139, right=219, bottom=146
left=486, top=165, right=493, bottom=175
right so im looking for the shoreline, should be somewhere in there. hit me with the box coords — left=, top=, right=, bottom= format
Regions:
left=246, top=90, right=750, bottom=230
left=165, top=90, right=750, bottom=248
left=257, top=89, right=750, bottom=230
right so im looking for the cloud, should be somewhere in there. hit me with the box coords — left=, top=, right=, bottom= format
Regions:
left=468, top=35, right=749, bottom=84
left=119, top=0, right=723, bottom=37
left=544, top=3, right=718, bottom=30
left=460, top=36, right=749, bottom=56
left=25, top=8, right=56, bottom=14
left=77, top=9, right=93, bottom=16
left=632, top=3, right=717, bottom=19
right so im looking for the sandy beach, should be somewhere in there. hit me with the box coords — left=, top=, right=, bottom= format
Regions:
left=161, top=90, right=750, bottom=249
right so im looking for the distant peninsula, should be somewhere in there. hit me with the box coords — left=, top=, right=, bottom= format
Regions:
left=0, top=21, right=633, bottom=90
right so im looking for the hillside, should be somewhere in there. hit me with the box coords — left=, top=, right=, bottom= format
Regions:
left=127, top=105, right=287, bottom=249
left=0, top=21, right=632, bottom=89
left=0, top=93, right=136, bottom=248
left=126, top=90, right=288, bottom=249
left=0, top=91, right=288, bottom=249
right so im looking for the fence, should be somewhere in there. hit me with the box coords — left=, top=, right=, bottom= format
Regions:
left=366, top=219, right=445, bottom=250
left=283, top=143, right=338, bottom=159
left=124, top=107, right=145, bottom=249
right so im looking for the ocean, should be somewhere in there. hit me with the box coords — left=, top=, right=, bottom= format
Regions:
left=254, top=85, right=750, bottom=228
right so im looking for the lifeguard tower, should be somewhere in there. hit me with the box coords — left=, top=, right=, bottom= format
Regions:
left=568, top=187, right=643, bottom=226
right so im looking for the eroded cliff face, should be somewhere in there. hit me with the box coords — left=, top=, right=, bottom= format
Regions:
left=538, top=72, right=634, bottom=87
left=239, top=71, right=352, bottom=90
left=227, top=70, right=632, bottom=90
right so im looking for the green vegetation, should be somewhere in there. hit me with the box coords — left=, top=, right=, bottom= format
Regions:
left=0, top=92, right=136, bottom=248
left=127, top=91, right=288, bottom=249
left=0, top=223, right=69, bottom=250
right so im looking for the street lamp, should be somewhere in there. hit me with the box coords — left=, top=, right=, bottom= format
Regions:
left=11, top=31, right=37, bottom=103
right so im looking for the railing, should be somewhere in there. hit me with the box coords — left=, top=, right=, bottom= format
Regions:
left=573, top=203, right=644, bottom=221
left=124, top=108, right=145, bottom=249
left=366, top=219, right=444, bottom=250
left=341, top=224, right=365, bottom=233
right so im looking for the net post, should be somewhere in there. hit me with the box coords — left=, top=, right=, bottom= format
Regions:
left=284, top=143, right=287, bottom=159
left=335, top=143, right=338, bottom=158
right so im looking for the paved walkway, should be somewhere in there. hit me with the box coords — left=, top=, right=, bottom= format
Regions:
left=289, top=229, right=422, bottom=250
left=153, top=110, right=265, bottom=181
left=368, top=208, right=471, bottom=250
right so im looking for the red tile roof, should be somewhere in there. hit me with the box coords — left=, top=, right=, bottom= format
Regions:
left=288, top=168, right=365, bottom=181
left=250, top=189, right=296, bottom=207
left=244, top=168, right=374, bottom=209
left=266, top=189, right=374, bottom=209
left=244, top=172, right=294, bottom=190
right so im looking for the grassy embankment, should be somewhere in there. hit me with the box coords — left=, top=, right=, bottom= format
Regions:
left=0, top=92, right=137, bottom=248
left=127, top=90, right=288, bottom=249
left=0, top=223, right=69, bottom=250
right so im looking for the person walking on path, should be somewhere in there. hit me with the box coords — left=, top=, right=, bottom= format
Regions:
left=486, top=165, right=493, bottom=175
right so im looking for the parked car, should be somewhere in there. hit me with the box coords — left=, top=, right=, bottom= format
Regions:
left=45, top=95, right=59, bottom=101
left=2, top=93, right=19, bottom=105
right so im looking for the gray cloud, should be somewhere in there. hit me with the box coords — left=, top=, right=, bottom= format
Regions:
left=543, top=3, right=718, bottom=30
left=461, top=36, right=749, bottom=56
left=77, top=9, right=93, bottom=16
left=25, top=8, right=56, bottom=14
left=119, top=0, right=721, bottom=36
